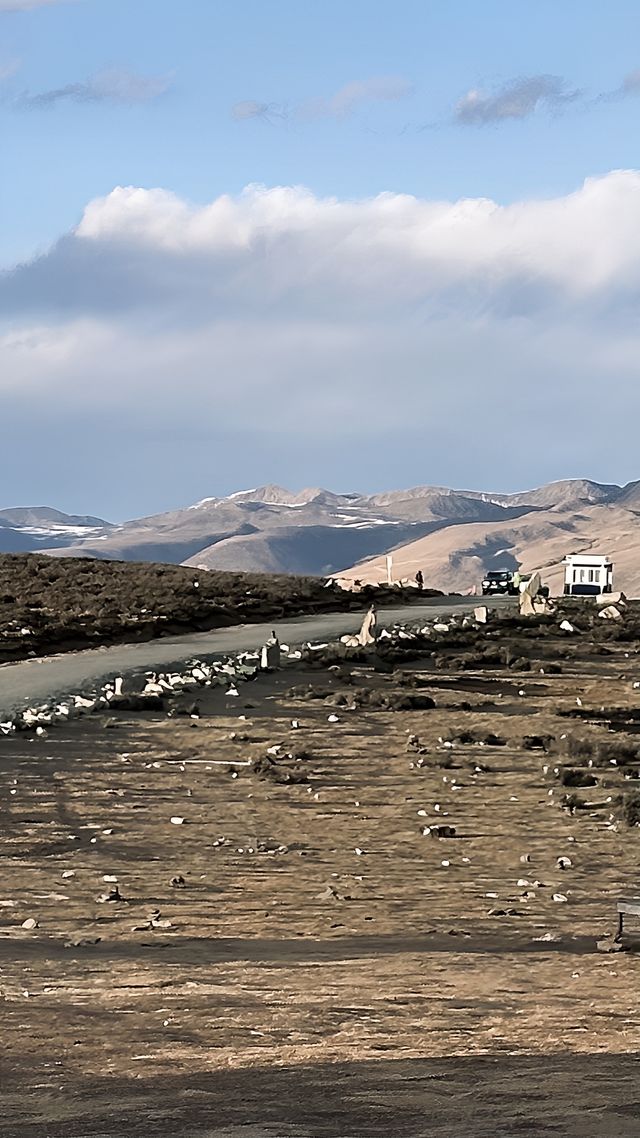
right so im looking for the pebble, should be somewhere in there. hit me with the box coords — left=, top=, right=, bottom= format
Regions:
left=21, top=918, right=38, bottom=930
left=597, top=938, right=624, bottom=953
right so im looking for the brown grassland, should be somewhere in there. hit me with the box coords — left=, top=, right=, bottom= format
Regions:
left=1, top=606, right=640, bottom=1136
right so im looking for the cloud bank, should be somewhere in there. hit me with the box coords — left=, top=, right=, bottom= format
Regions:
left=2, top=172, right=640, bottom=511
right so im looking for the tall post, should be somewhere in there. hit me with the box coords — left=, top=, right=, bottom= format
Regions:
left=386, top=555, right=393, bottom=585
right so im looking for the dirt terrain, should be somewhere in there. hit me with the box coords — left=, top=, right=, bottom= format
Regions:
left=0, top=554, right=437, bottom=663
left=1, top=607, right=640, bottom=1136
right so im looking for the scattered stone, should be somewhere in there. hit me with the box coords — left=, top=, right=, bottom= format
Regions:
left=597, top=591, right=627, bottom=607
left=21, top=918, right=38, bottom=930
left=599, top=605, right=624, bottom=621
left=597, top=938, right=624, bottom=953
left=407, top=734, right=428, bottom=755
left=96, top=886, right=122, bottom=903
left=316, top=885, right=342, bottom=901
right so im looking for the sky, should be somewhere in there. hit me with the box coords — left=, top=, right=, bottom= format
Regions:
left=2, top=0, right=640, bottom=519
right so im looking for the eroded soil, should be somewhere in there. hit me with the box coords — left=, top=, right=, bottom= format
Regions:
left=1, top=615, right=640, bottom=1136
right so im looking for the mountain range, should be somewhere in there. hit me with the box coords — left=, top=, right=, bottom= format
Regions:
left=2, top=479, right=639, bottom=594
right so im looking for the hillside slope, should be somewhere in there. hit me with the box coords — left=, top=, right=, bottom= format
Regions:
left=0, top=507, right=113, bottom=554
left=3, top=480, right=640, bottom=588
left=340, top=503, right=640, bottom=595
left=37, top=484, right=532, bottom=570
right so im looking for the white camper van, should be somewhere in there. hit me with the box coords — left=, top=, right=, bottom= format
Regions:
left=563, top=554, right=613, bottom=597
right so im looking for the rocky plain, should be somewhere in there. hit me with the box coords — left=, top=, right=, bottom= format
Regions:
left=1, top=588, right=640, bottom=1137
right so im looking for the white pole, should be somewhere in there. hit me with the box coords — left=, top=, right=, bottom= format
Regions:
left=386, top=555, right=393, bottom=585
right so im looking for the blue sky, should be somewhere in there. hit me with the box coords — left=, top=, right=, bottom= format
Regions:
left=4, top=0, right=640, bottom=261
left=3, top=0, right=640, bottom=517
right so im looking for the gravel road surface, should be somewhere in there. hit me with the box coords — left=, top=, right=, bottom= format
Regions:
left=0, top=596, right=512, bottom=712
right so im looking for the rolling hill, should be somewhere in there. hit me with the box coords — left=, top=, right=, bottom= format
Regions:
left=2, top=479, right=639, bottom=593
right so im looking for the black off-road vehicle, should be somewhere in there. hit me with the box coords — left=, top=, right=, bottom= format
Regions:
left=481, top=570, right=518, bottom=596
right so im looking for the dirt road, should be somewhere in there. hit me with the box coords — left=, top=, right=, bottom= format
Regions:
left=0, top=596, right=509, bottom=713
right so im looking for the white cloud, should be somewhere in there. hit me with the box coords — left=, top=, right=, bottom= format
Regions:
left=598, top=69, right=640, bottom=103
left=16, top=67, right=171, bottom=108
left=69, top=172, right=640, bottom=299
left=300, top=76, right=412, bottom=120
left=231, top=100, right=286, bottom=123
left=454, top=75, right=580, bottom=125
left=232, top=76, right=412, bottom=126
left=3, top=171, right=640, bottom=503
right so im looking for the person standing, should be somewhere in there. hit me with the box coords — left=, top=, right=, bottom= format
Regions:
left=415, top=570, right=424, bottom=591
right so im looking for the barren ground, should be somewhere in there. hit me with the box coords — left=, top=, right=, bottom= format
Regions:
left=0, top=554, right=436, bottom=663
left=1, top=612, right=640, bottom=1137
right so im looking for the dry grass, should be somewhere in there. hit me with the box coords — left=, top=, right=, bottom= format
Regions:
left=2, top=609, right=640, bottom=1136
